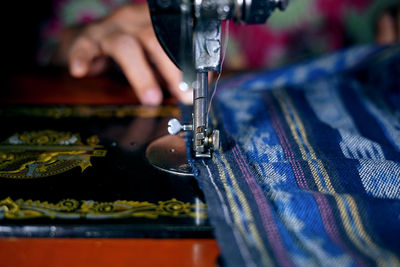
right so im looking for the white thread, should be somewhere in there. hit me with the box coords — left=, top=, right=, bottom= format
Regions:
left=207, top=20, right=230, bottom=127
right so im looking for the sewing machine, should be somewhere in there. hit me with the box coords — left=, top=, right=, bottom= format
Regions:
left=145, top=0, right=288, bottom=174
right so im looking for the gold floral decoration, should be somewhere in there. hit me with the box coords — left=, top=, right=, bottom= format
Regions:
left=0, top=130, right=106, bottom=179
left=0, top=197, right=207, bottom=220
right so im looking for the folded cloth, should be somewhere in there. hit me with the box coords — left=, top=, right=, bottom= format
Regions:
left=190, top=45, right=400, bottom=267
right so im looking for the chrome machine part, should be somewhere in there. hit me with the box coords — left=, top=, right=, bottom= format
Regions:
left=146, top=135, right=194, bottom=176
left=147, top=0, right=290, bottom=68
left=193, top=72, right=214, bottom=157
left=147, top=0, right=289, bottom=158
left=146, top=118, right=193, bottom=176
left=193, top=19, right=221, bottom=72
left=168, top=118, right=193, bottom=135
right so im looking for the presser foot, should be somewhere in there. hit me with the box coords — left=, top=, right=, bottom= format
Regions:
left=145, top=134, right=193, bottom=177
left=168, top=118, right=220, bottom=158
left=145, top=117, right=219, bottom=176
left=194, top=127, right=220, bottom=158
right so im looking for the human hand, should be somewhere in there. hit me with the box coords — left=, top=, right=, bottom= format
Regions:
left=376, top=5, right=400, bottom=45
left=66, top=3, right=192, bottom=105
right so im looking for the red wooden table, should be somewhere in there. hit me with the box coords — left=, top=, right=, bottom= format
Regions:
left=0, top=239, right=219, bottom=267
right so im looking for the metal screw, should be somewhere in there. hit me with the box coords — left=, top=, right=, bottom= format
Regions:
left=168, top=118, right=193, bottom=135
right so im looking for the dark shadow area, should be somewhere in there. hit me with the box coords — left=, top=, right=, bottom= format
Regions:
left=1, top=1, right=52, bottom=75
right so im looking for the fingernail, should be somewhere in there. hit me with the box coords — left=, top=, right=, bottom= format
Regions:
left=72, top=60, right=85, bottom=76
left=142, top=88, right=162, bottom=106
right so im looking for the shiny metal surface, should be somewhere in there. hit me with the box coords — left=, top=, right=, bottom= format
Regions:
left=168, top=118, right=193, bottom=135
left=194, top=19, right=221, bottom=72
left=146, top=135, right=194, bottom=176
left=147, top=0, right=290, bottom=158
left=193, top=73, right=210, bottom=157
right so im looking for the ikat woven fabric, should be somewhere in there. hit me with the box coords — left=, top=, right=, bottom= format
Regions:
left=191, top=45, right=400, bottom=267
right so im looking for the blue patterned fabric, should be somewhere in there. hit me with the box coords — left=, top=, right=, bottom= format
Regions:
left=190, top=45, right=400, bottom=267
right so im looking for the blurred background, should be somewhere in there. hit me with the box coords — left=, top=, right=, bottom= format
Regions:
left=1, top=1, right=52, bottom=75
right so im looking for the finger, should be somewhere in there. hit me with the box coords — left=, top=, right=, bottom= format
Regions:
left=376, top=12, right=397, bottom=44
left=137, top=28, right=192, bottom=104
left=87, top=57, right=110, bottom=76
left=69, top=36, right=102, bottom=77
left=138, top=27, right=193, bottom=104
left=101, top=32, right=163, bottom=105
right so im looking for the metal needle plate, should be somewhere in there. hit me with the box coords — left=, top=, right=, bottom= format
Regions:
left=145, top=135, right=193, bottom=176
